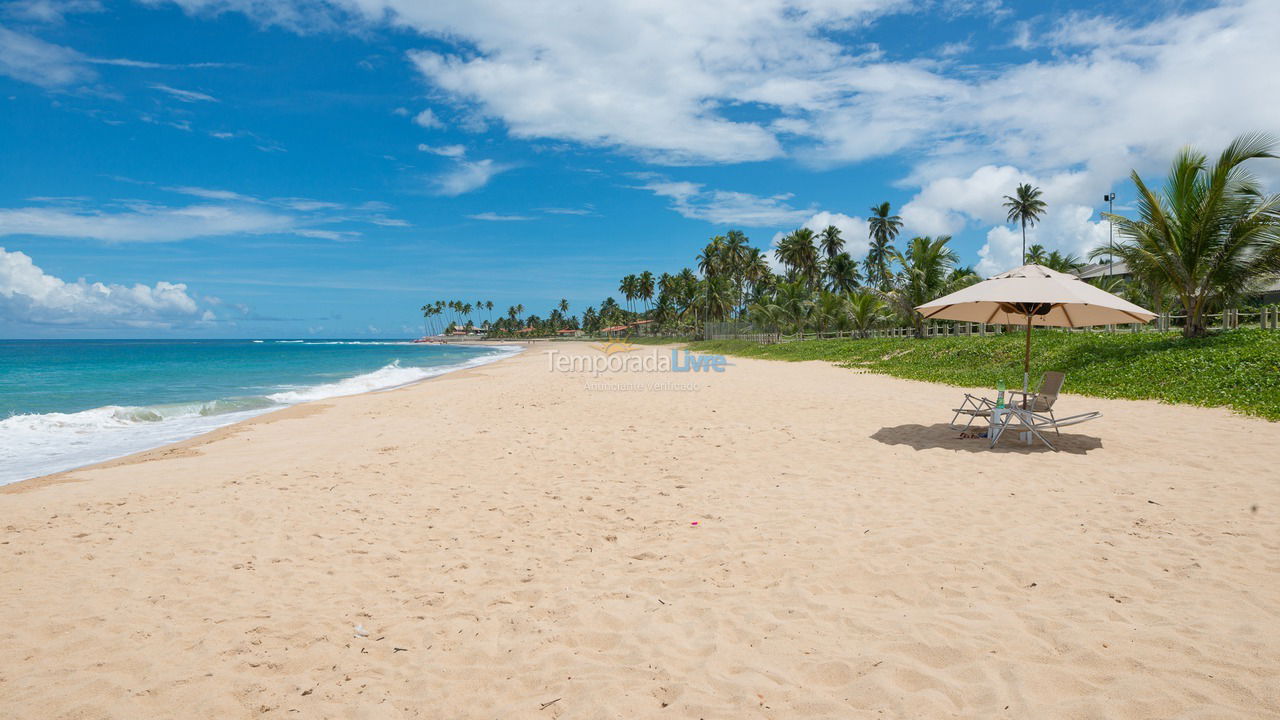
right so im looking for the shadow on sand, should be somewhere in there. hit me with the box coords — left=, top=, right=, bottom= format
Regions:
left=871, top=423, right=1103, bottom=455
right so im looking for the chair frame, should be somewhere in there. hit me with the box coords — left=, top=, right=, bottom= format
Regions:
left=989, top=405, right=1102, bottom=451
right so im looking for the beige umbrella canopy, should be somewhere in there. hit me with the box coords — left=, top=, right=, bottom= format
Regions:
left=915, top=264, right=1157, bottom=391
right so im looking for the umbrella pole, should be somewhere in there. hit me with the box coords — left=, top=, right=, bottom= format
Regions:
left=1023, top=313, right=1032, bottom=393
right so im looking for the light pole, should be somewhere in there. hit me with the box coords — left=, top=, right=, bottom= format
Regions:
left=1103, top=192, right=1116, bottom=276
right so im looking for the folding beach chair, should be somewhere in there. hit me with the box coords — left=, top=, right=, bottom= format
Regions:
left=1007, top=372, right=1065, bottom=433
left=989, top=405, right=1102, bottom=450
left=950, top=394, right=998, bottom=432
left=988, top=373, right=1101, bottom=450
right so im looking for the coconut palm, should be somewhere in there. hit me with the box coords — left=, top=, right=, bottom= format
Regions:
left=1025, top=244, right=1049, bottom=264
left=1003, top=183, right=1047, bottom=264
left=818, top=225, right=844, bottom=260
left=886, top=235, right=972, bottom=337
left=696, top=236, right=726, bottom=280
left=776, top=228, right=820, bottom=287
left=866, top=202, right=902, bottom=290
left=637, top=270, right=655, bottom=313
left=813, top=291, right=850, bottom=335
left=618, top=274, right=637, bottom=314
left=845, top=291, right=886, bottom=338
left=824, top=251, right=862, bottom=294
left=1044, top=250, right=1083, bottom=273
left=1101, top=132, right=1280, bottom=337
left=742, top=247, right=772, bottom=302
left=772, top=281, right=813, bottom=334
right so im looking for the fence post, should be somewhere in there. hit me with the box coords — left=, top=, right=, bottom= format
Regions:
left=1263, top=306, right=1270, bottom=330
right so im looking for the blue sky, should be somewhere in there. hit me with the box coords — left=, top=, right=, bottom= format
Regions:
left=1, top=0, right=1275, bottom=337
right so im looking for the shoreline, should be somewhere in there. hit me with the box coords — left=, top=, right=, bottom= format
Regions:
left=0, top=342, right=527, bottom=492
left=2, top=341, right=1277, bottom=717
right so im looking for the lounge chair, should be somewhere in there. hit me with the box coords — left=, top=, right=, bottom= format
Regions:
left=1007, top=372, right=1065, bottom=432
left=989, top=372, right=1101, bottom=450
left=950, top=393, right=998, bottom=432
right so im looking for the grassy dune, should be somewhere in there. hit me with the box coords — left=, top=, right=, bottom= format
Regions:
left=689, top=329, right=1280, bottom=420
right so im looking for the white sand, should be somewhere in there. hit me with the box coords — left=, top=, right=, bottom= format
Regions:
left=1, top=342, right=1277, bottom=718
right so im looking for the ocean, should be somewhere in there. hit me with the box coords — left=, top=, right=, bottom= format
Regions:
left=0, top=339, right=520, bottom=485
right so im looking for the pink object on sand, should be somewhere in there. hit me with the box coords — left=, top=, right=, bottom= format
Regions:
left=691, top=521, right=698, bottom=525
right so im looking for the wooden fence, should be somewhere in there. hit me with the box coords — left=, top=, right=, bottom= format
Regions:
left=708, top=305, right=1280, bottom=344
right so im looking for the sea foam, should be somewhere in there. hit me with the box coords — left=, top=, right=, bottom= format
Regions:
left=0, top=345, right=520, bottom=485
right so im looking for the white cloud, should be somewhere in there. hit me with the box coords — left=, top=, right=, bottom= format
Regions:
left=149, top=83, right=219, bottom=102
left=0, top=25, right=95, bottom=88
left=799, top=211, right=871, bottom=259
left=0, top=203, right=296, bottom=242
left=3, top=0, right=103, bottom=24
left=901, top=165, right=1027, bottom=237
left=164, top=185, right=259, bottom=203
left=0, top=246, right=207, bottom=328
left=467, top=212, right=533, bottom=222
left=640, top=180, right=813, bottom=227
left=412, top=108, right=443, bottom=129
left=147, top=0, right=1280, bottom=177
left=430, top=158, right=512, bottom=196
left=898, top=164, right=1114, bottom=275
left=417, top=143, right=466, bottom=157
left=292, top=228, right=361, bottom=241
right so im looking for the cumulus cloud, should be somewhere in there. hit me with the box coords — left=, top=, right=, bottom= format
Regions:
left=799, top=211, right=871, bottom=259
left=150, top=0, right=1280, bottom=178
left=0, top=246, right=208, bottom=328
left=640, top=180, right=813, bottom=227
left=898, top=164, right=1113, bottom=275
left=412, top=108, right=443, bottom=129
left=430, top=158, right=512, bottom=196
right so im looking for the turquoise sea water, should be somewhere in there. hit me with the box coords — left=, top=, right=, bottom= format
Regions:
left=0, top=339, right=518, bottom=484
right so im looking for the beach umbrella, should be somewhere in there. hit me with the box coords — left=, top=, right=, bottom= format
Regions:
left=915, top=264, right=1156, bottom=392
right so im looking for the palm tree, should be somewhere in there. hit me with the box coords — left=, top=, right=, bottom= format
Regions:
left=696, top=236, right=726, bottom=280
left=558, top=298, right=569, bottom=315
left=771, top=281, right=813, bottom=334
left=866, top=202, right=902, bottom=290
left=686, top=276, right=734, bottom=336
left=742, top=247, right=772, bottom=303
left=886, top=235, right=974, bottom=337
left=1044, top=250, right=1083, bottom=273
left=823, top=251, right=861, bottom=294
left=637, top=271, right=655, bottom=313
left=845, top=291, right=885, bottom=338
left=1102, top=132, right=1280, bottom=337
left=1003, top=183, right=1047, bottom=264
left=1025, top=244, right=1049, bottom=264
left=776, top=228, right=820, bottom=287
left=618, top=275, right=637, bottom=314
left=818, top=225, right=844, bottom=260
left=813, top=291, right=849, bottom=335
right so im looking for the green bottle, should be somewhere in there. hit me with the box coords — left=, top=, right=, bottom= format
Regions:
left=996, top=380, right=1006, bottom=408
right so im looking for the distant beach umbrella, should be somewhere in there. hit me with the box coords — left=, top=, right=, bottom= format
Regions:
left=915, top=264, right=1156, bottom=391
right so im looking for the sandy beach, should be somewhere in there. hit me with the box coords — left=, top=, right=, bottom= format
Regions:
left=1, top=341, right=1277, bottom=719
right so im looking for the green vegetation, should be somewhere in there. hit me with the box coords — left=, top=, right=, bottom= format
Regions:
left=690, top=329, right=1280, bottom=420
left=416, top=134, right=1278, bottom=346
left=1099, top=132, right=1280, bottom=337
